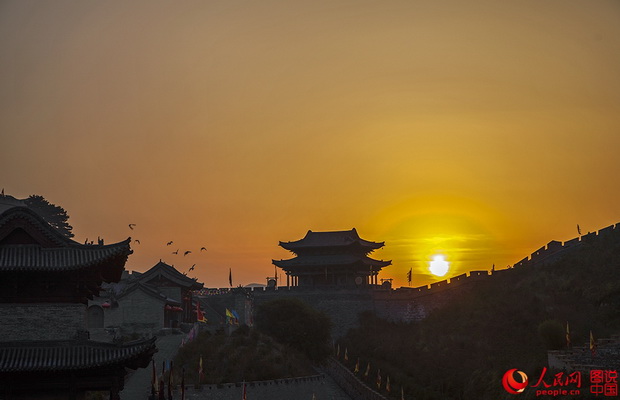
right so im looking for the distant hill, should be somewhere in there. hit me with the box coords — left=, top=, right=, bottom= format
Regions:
left=339, top=232, right=620, bottom=399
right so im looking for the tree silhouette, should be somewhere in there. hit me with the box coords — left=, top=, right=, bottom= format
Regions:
left=256, top=298, right=332, bottom=363
left=24, top=195, right=74, bottom=238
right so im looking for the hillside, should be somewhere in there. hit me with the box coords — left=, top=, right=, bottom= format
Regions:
left=173, top=326, right=316, bottom=385
left=339, top=233, right=620, bottom=400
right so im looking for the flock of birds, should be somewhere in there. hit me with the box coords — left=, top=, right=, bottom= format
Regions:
left=127, top=223, right=206, bottom=276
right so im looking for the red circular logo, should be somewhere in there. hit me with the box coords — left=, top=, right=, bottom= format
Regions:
left=502, top=369, right=529, bottom=394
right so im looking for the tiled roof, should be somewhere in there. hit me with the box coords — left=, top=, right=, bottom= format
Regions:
left=0, top=205, right=76, bottom=247
left=0, top=205, right=132, bottom=280
left=138, top=261, right=203, bottom=289
left=116, top=281, right=181, bottom=305
left=0, top=337, right=156, bottom=372
left=0, top=241, right=132, bottom=272
left=279, top=228, right=384, bottom=251
left=273, top=254, right=391, bottom=269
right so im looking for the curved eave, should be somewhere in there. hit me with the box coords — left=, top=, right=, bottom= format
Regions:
left=279, top=240, right=384, bottom=252
left=0, top=337, right=157, bottom=372
left=273, top=256, right=391, bottom=269
left=0, top=239, right=132, bottom=282
left=0, top=206, right=79, bottom=247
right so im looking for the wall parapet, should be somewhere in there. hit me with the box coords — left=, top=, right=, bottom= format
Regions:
left=176, top=374, right=345, bottom=400
left=324, top=357, right=388, bottom=400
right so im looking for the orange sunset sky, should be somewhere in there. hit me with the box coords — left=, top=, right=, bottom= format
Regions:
left=1, top=1, right=620, bottom=288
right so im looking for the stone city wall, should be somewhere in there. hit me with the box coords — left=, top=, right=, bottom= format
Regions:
left=0, top=303, right=85, bottom=341
left=179, top=374, right=347, bottom=400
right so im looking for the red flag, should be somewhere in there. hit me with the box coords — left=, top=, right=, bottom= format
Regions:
left=196, top=302, right=206, bottom=323
left=242, top=381, right=247, bottom=400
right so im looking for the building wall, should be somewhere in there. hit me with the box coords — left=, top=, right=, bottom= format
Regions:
left=158, top=286, right=182, bottom=303
left=0, top=303, right=85, bottom=341
left=103, top=290, right=164, bottom=334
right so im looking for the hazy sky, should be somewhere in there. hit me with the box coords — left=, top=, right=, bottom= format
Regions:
left=2, top=0, right=619, bottom=287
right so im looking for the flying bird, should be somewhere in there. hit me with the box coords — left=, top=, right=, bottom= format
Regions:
left=172, top=249, right=179, bottom=255
left=200, top=247, right=207, bottom=252
left=128, top=224, right=136, bottom=230
left=166, top=241, right=173, bottom=246
left=184, top=251, right=192, bottom=256
left=134, top=239, right=140, bottom=244
left=189, top=264, right=196, bottom=271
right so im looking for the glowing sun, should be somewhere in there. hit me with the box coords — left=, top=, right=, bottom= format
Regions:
left=429, top=254, right=450, bottom=277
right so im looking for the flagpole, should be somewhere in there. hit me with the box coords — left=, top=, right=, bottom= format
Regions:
left=151, top=359, right=157, bottom=400
left=181, top=368, right=185, bottom=400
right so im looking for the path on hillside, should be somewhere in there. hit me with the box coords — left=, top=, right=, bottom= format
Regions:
left=120, top=334, right=183, bottom=400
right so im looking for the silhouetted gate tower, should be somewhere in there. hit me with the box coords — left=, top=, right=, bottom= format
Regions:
left=273, top=228, right=391, bottom=287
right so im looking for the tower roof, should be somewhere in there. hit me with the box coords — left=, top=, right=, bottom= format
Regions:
left=0, top=205, right=132, bottom=302
left=273, top=254, right=391, bottom=269
left=279, top=228, right=384, bottom=251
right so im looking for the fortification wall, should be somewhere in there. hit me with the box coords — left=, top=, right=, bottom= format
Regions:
left=512, top=222, right=620, bottom=270
left=201, top=222, right=620, bottom=332
left=372, top=271, right=489, bottom=322
left=179, top=374, right=350, bottom=400
left=0, top=303, right=86, bottom=341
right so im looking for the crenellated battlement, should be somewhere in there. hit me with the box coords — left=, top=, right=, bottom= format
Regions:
left=513, top=222, right=620, bottom=270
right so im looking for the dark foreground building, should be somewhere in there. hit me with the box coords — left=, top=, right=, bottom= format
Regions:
left=89, top=260, right=203, bottom=334
left=273, top=228, right=391, bottom=287
left=0, top=197, right=156, bottom=400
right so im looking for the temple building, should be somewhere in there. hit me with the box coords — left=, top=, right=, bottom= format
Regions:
left=89, top=261, right=203, bottom=333
left=273, top=228, right=391, bottom=287
left=0, top=197, right=156, bottom=400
